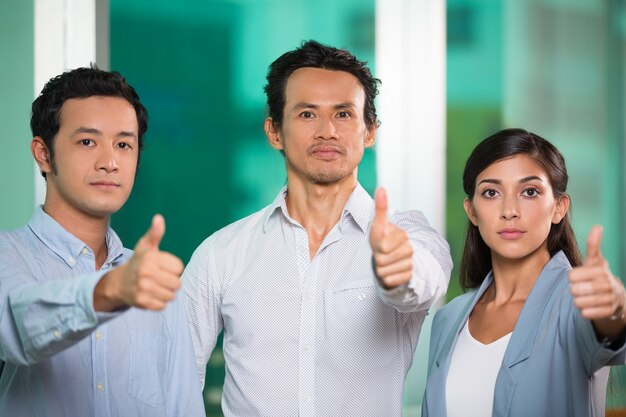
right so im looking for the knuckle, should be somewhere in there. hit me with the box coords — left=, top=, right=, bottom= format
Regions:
left=379, top=242, right=390, bottom=254
left=137, top=277, right=151, bottom=292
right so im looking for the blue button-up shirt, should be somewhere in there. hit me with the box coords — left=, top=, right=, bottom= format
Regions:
left=0, top=206, right=205, bottom=417
left=183, top=183, right=452, bottom=417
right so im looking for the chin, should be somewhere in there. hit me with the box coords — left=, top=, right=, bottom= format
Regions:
left=83, top=202, right=125, bottom=218
left=308, top=169, right=352, bottom=184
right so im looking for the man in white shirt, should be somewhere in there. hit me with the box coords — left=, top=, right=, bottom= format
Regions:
left=182, top=40, right=452, bottom=417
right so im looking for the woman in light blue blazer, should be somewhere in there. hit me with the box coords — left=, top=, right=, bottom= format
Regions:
left=423, top=129, right=626, bottom=417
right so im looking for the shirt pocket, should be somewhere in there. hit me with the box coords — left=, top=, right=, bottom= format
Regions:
left=128, top=331, right=169, bottom=406
left=326, top=279, right=399, bottom=371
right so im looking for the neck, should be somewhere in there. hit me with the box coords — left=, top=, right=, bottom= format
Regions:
left=43, top=200, right=110, bottom=268
left=285, top=175, right=357, bottom=240
left=486, top=245, right=551, bottom=305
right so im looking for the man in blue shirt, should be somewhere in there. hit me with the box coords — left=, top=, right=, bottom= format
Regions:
left=0, top=67, right=205, bottom=416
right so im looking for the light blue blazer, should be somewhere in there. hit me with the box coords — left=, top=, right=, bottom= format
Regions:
left=423, top=251, right=626, bottom=417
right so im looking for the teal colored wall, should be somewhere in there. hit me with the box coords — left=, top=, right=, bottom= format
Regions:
left=0, top=0, right=34, bottom=229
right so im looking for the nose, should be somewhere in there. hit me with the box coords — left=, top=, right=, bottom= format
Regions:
left=500, top=195, right=519, bottom=220
left=315, top=115, right=338, bottom=140
left=96, top=145, right=119, bottom=172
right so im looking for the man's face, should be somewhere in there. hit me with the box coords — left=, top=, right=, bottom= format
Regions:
left=39, top=96, right=139, bottom=219
left=266, top=67, right=376, bottom=186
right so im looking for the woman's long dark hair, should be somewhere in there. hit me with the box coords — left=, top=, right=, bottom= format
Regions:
left=460, top=128, right=582, bottom=290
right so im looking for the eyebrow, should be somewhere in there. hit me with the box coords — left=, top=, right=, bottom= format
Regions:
left=73, top=127, right=137, bottom=140
left=291, top=102, right=357, bottom=111
left=478, top=175, right=544, bottom=185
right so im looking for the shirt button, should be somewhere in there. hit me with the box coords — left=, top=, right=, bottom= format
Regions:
left=81, top=248, right=89, bottom=255
left=96, top=383, right=104, bottom=392
left=304, top=292, right=312, bottom=301
left=357, top=292, right=367, bottom=301
left=53, top=329, right=62, bottom=339
left=303, top=394, right=311, bottom=403
left=303, top=343, right=310, bottom=352
left=95, top=331, right=102, bottom=340
left=299, top=245, right=307, bottom=253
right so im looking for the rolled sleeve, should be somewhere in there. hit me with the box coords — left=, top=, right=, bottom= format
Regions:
left=375, top=241, right=448, bottom=313
left=6, top=271, right=121, bottom=364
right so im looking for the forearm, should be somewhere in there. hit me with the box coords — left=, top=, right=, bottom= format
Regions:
left=592, top=316, right=626, bottom=346
left=93, top=265, right=129, bottom=312
left=2, top=273, right=113, bottom=364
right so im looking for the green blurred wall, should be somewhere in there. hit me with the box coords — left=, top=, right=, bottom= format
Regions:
left=0, top=0, right=34, bottom=229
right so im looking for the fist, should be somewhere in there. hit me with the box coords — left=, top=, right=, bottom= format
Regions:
left=95, top=214, right=183, bottom=311
left=369, top=188, right=414, bottom=289
left=569, top=225, right=625, bottom=320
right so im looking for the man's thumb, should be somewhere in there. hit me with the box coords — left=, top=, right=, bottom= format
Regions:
left=137, top=214, right=165, bottom=251
left=370, top=188, right=389, bottom=243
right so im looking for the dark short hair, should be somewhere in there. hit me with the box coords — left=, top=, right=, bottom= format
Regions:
left=30, top=65, right=148, bottom=178
left=460, top=128, right=582, bottom=290
left=264, top=40, right=380, bottom=129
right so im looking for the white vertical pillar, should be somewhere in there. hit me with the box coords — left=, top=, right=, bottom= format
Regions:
left=375, top=0, right=447, bottom=233
left=33, top=0, right=97, bottom=205
left=375, top=1, right=446, bottom=414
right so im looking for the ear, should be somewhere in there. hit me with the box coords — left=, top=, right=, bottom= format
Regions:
left=264, top=118, right=284, bottom=151
left=364, top=125, right=377, bottom=148
left=31, top=137, right=52, bottom=175
left=463, top=198, right=478, bottom=226
left=552, top=194, right=570, bottom=224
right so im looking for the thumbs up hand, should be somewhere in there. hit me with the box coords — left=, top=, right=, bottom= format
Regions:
left=94, top=215, right=183, bottom=312
left=370, top=188, right=414, bottom=289
left=569, top=226, right=626, bottom=338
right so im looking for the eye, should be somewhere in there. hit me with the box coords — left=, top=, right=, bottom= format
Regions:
left=480, top=188, right=499, bottom=199
left=80, top=139, right=95, bottom=147
left=337, top=111, right=351, bottom=118
left=521, top=187, right=540, bottom=198
left=300, top=111, right=315, bottom=119
left=117, top=142, right=132, bottom=150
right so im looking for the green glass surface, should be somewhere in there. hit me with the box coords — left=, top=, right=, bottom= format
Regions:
left=0, top=0, right=34, bottom=229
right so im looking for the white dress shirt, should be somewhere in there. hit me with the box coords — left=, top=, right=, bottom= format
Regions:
left=182, top=183, right=452, bottom=417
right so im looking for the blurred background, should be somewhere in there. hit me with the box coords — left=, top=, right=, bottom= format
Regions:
left=1, top=0, right=625, bottom=414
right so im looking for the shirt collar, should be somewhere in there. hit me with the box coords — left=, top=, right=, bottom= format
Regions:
left=339, top=183, right=373, bottom=234
left=262, top=187, right=290, bottom=233
left=261, top=183, right=373, bottom=234
left=28, top=205, right=125, bottom=268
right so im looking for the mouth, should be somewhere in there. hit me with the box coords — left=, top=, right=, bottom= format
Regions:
left=309, top=145, right=343, bottom=160
left=90, top=181, right=120, bottom=189
left=498, top=228, right=525, bottom=239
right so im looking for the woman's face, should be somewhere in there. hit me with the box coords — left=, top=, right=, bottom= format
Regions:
left=464, top=154, right=569, bottom=263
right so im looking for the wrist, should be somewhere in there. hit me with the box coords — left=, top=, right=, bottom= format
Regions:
left=93, top=267, right=125, bottom=312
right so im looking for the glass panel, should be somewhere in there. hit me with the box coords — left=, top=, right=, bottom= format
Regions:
left=0, top=0, right=34, bottom=229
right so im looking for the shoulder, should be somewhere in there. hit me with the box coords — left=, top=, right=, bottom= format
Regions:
left=186, top=205, right=271, bottom=271
left=389, top=209, right=432, bottom=231
left=197, top=206, right=268, bottom=253
left=433, top=291, right=476, bottom=328
left=0, top=225, right=36, bottom=260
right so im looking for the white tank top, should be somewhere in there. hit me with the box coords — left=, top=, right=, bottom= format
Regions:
left=445, top=319, right=512, bottom=417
